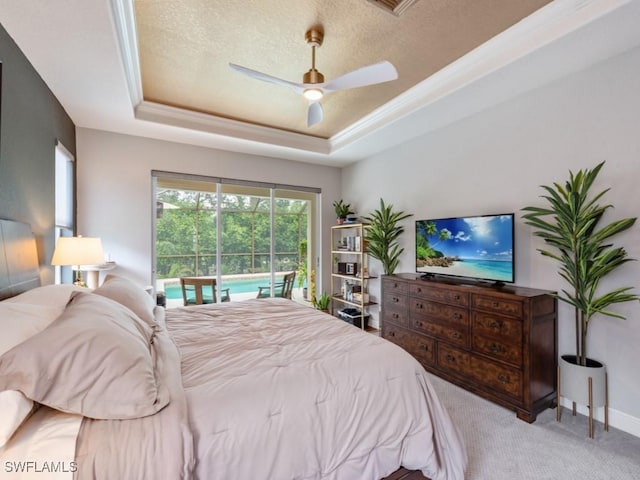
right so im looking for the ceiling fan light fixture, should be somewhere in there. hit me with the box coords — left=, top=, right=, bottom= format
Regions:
left=303, top=88, right=323, bottom=101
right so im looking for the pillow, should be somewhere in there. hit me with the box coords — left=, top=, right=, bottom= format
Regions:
left=0, top=303, right=64, bottom=447
left=0, top=391, right=36, bottom=447
left=0, top=292, right=169, bottom=420
left=4, top=284, right=87, bottom=308
left=0, top=303, right=65, bottom=353
left=93, top=274, right=156, bottom=326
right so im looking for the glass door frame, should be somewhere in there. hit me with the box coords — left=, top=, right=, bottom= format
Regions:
left=151, top=171, right=319, bottom=303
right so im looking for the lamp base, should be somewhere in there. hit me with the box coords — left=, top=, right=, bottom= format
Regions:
left=73, top=269, right=88, bottom=288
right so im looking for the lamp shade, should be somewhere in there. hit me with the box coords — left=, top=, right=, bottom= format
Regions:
left=51, top=237, right=104, bottom=266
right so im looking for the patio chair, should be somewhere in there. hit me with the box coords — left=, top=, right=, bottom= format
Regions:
left=180, top=276, right=230, bottom=305
left=256, top=271, right=296, bottom=299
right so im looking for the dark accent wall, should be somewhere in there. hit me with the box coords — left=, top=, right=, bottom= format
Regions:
left=0, top=22, right=76, bottom=280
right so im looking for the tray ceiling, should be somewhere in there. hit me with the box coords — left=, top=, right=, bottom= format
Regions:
left=134, top=0, right=552, bottom=139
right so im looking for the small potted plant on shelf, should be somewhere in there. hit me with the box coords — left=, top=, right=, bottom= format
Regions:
left=314, top=292, right=331, bottom=313
left=522, top=161, right=638, bottom=437
left=333, top=199, right=354, bottom=224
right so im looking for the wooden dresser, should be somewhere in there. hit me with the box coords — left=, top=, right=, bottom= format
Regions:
left=381, top=273, right=557, bottom=422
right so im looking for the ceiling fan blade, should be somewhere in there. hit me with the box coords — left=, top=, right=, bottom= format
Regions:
left=307, top=102, right=323, bottom=127
left=229, top=63, right=304, bottom=94
left=323, top=61, right=398, bottom=92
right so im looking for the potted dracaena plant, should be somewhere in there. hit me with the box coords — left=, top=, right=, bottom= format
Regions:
left=363, top=198, right=412, bottom=275
left=522, top=161, right=638, bottom=435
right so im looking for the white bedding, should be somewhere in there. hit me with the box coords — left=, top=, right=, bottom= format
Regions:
left=1, top=285, right=466, bottom=480
left=165, top=298, right=467, bottom=479
left=0, top=407, right=82, bottom=480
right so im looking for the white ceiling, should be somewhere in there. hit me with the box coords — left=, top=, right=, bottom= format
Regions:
left=1, top=0, right=639, bottom=167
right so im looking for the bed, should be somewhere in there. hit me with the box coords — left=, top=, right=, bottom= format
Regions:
left=0, top=219, right=466, bottom=480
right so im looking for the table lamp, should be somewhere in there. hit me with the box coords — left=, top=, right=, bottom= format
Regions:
left=51, top=236, right=104, bottom=287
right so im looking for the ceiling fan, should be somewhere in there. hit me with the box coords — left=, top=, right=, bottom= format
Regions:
left=229, top=27, right=398, bottom=128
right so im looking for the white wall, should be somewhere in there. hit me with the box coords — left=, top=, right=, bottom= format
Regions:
left=76, top=129, right=342, bottom=293
left=343, top=46, right=640, bottom=433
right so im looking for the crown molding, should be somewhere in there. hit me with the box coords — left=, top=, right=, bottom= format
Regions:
left=135, top=101, right=330, bottom=154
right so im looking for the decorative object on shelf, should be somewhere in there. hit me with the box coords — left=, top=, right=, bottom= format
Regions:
left=363, top=198, right=412, bottom=275
left=522, top=161, right=638, bottom=437
left=314, top=292, right=331, bottom=312
left=338, top=308, right=370, bottom=329
left=333, top=199, right=354, bottom=224
left=51, top=236, right=105, bottom=287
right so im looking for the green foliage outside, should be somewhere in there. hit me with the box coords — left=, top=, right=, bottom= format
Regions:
left=156, top=190, right=308, bottom=279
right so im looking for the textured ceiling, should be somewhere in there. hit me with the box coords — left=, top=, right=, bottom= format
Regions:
left=134, top=0, right=552, bottom=139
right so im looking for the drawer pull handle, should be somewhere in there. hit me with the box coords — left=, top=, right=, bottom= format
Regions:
left=489, top=320, right=503, bottom=330
left=454, top=294, right=460, bottom=300
left=492, top=301, right=499, bottom=307
left=416, top=303, right=423, bottom=309
left=393, top=283, right=399, bottom=288
left=415, top=321, right=423, bottom=328
left=489, top=343, right=504, bottom=354
left=393, top=297, right=400, bottom=303
left=446, top=354, right=456, bottom=363
left=392, top=313, right=399, bottom=320
left=453, top=313, right=462, bottom=320
left=419, top=343, right=428, bottom=351
left=451, top=332, right=461, bottom=339
left=389, top=331, right=396, bottom=337
left=498, top=374, right=510, bottom=384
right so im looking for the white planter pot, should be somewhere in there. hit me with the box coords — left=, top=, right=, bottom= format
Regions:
left=557, top=354, right=608, bottom=438
left=559, top=355, right=606, bottom=407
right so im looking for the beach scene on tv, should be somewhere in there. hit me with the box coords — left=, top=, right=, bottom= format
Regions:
left=415, top=214, right=514, bottom=283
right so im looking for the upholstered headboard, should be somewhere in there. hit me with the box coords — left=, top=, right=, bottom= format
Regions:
left=0, top=219, right=41, bottom=300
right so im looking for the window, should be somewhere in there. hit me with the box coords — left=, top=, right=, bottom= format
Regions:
left=54, top=141, right=75, bottom=284
left=152, top=172, right=318, bottom=306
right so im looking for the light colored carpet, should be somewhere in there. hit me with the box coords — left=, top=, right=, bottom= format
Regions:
left=426, top=374, right=640, bottom=480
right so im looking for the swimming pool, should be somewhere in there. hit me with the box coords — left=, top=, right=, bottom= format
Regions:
left=162, top=276, right=284, bottom=299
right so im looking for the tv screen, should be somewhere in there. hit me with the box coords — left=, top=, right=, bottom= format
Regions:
left=415, top=213, right=515, bottom=284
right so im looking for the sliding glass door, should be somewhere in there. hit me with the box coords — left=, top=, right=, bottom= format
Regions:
left=153, top=173, right=317, bottom=307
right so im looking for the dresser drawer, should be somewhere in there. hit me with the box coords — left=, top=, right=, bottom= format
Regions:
left=438, top=343, right=523, bottom=399
left=472, top=335, right=522, bottom=367
left=410, top=283, right=469, bottom=307
left=382, top=323, right=435, bottom=366
left=411, top=316, right=468, bottom=348
left=382, top=277, right=408, bottom=295
left=410, top=300, right=468, bottom=327
left=472, top=294, right=523, bottom=318
left=472, top=311, right=522, bottom=344
left=382, top=295, right=408, bottom=327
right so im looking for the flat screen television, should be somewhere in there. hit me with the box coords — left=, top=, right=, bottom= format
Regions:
left=415, top=213, right=515, bottom=285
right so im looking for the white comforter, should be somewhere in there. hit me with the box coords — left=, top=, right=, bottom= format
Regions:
left=166, top=298, right=466, bottom=480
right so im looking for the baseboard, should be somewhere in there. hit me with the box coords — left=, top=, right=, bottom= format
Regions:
left=560, top=398, right=640, bottom=438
